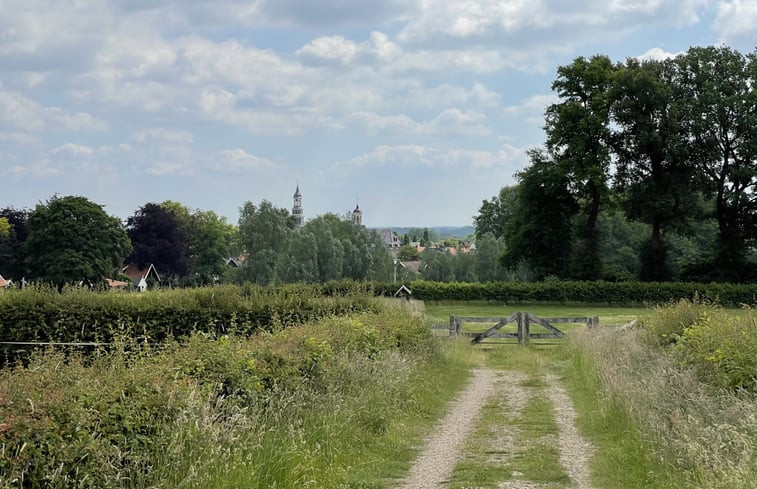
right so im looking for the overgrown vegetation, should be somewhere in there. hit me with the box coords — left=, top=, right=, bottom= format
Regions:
left=567, top=303, right=757, bottom=488
left=0, top=300, right=468, bottom=488
left=642, top=299, right=757, bottom=393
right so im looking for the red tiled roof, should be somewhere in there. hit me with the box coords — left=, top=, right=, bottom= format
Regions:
left=122, top=263, right=161, bottom=283
left=105, top=278, right=129, bottom=288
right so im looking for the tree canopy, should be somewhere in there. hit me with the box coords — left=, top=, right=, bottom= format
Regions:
left=477, top=45, right=756, bottom=283
left=24, top=196, right=131, bottom=286
left=127, top=203, right=189, bottom=279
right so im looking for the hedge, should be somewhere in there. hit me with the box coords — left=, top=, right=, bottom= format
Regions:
left=403, top=280, right=757, bottom=305
left=0, top=283, right=379, bottom=347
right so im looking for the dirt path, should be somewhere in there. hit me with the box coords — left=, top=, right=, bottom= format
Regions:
left=397, top=369, right=596, bottom=489
left=545, top=374, right=596, bottom=489
left=396, top=369, right=497, bottom=489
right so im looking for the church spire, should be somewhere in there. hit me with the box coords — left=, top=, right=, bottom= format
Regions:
left=292, top=183, right=304, bottom=228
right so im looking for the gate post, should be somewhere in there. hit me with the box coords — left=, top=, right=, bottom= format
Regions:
left=516, top=312, right=524, bottom=345
left=523, top=313, right=530, bottom=346
left=449, top=316, right=456, bottom=337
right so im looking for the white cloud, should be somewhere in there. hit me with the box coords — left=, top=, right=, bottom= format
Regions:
left=198, top=86, right=341, bottom=134
left=504, top=94, right=560, bottom=124
left=242, top=0, right=417, bottom=27
left=297, top=36, right=360, bottom=65
left=132, top=128, right=194, bottom=144
left=635, top=47, right=682, bottom=61
left=343, top=143, right=525, bottom=170
left=0, top=131, right=40, bottom=144
left=216, top=148, right=279, bottom=172
left=397, top=0, right=710, bottom=54
left=145, top=161, right=192, bottom=176
left=0, top=85, right=105, bottom=131
left=714, top=0, right=757, bottom=39
left=297, top=31, right=402, bottom=66
left=8, top=159, right=59, bottom=177
left=51, top=143, right=95, bottom=157
left=347, top=108, right=489, bottom=135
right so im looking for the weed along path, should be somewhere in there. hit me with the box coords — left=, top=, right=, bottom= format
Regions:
left=396, top=369, right=497, bottom=489
left=397, top=347, right=597, bottom=489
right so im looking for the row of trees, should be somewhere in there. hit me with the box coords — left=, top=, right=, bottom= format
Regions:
left=0, top=196, right=395, bottom=287
left=0, top=197, right=238, bottom=286
left=234, top=201, right=393, bottom=284
left=477, top=46, right=756, bottom=283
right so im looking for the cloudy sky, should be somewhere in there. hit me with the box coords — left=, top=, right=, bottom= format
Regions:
left=1, top=1, right=755, bottom=227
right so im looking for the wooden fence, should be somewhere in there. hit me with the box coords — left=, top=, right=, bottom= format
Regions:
left=434, top=313, right=599, bottom=345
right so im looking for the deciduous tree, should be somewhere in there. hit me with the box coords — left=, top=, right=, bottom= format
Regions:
left=24, top=196, right=131, bottom=286
left=127, top=203, right=189, bottom=278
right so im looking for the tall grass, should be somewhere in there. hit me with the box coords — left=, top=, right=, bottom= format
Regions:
left=568, top=327, right=757, bottom=489
left=0, top=302, right=469, bottom=488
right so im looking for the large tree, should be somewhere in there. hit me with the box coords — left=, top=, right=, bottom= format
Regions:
left=24, top=196, right=131, bottom=286
left=545, top=55, right=616, bottom=279
left=610, top=58, right=698, bottom=281
left=187, top=210, right=235, bottom=283
left=674, top=46, right=757, bottom=281
left=127, top=203, right=189, bottom=278
left=238, top=200, right=294, bottom=284
left=502, top=150, right=578, bottom=279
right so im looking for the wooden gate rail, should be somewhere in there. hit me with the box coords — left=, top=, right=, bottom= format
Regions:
left=444, top=313, right=599, bottom=345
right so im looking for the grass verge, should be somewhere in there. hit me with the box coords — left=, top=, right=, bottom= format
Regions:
left=566, top=327, right=757, bottom=489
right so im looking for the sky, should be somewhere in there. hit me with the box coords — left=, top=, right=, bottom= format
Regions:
left=0, top=1, right=755, bottom=227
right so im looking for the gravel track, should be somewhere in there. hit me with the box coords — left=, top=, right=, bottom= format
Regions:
left=396, top=369, right=595, bottom=489
left=395, top=369, right=497, bottom=489
left=545, top=374, right=596, bottom=489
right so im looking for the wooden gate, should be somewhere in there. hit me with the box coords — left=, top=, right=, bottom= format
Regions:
left=443, top=313, right=598, bottom=345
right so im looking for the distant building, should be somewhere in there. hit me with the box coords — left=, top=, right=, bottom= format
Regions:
left=292, top=184, right=304, bottom=228
left=122, top=263, right=161, bottom=292
left=376, top=229, right=400, bottom=249
left=352, top=203, right=363, bottom=226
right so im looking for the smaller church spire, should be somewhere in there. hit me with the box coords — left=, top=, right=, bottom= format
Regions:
left=351, top=199, right=363, bottom=226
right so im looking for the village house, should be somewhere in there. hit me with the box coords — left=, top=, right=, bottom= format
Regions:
left=122, top=263, right=161, bottom=292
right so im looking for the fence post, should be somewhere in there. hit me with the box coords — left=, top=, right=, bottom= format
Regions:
left=516, top=312, right=523, bottom=345
left=523, top=313, right=530, bottom=346
left=592, top=316, right=600, bottom=329
left=456, top=317, right=462, bottom=336
left=449, top=316, right=456, bottom=337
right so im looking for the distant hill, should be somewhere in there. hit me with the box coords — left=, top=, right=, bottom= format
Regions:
left=385, top=226, right=475, bottom=239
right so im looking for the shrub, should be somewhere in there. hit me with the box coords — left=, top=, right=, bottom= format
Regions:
left=0, top=301, right=436, bottom=488
left=673, top=308, right=757, bottom=392
left=643, top=300, right=757, bottom=393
